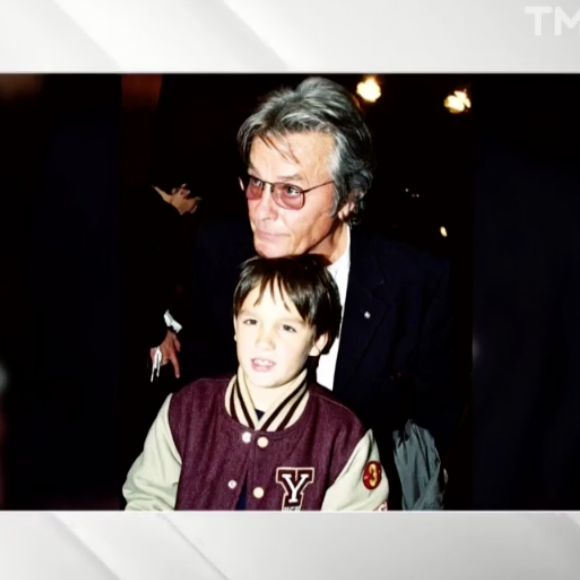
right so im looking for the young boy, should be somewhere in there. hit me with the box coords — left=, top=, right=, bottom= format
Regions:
left=123, top=254, right=388, bottom=511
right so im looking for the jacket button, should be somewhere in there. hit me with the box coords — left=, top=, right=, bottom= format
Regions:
left=242, top=432, right=252, bottom=443
left=228, top=480, right=237, bottom=489
left=253, top=487, right=265, bottom=499
left=257, top=436, right=269, bottom=448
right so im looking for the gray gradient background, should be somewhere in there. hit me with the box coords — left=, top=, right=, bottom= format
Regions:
left=0, top=513, right=579, bottom=578
left=1, top=0, right=579, bottom=578
left=0, top=0, right=579, bottom=71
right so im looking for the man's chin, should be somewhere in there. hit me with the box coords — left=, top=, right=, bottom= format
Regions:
left=253, top=238, right=289, bottom=259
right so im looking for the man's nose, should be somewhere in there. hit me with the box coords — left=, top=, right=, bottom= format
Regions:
left=253, top=185, right=278, bottom=220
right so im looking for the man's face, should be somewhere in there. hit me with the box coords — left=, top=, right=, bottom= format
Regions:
left=247, top=132, right=350, bottom=258
left=234, top=284, right=327, bottom=391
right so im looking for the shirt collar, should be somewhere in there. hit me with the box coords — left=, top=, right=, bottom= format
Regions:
left=328, top=225, right=351, bottom=277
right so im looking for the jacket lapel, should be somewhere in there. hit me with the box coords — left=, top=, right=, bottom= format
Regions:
left=333, top=230, right=390, bottom=396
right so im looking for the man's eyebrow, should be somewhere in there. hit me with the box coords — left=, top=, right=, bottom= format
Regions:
left=247, top=166, right=304, bottom=183
left=277, top=173, right=304, bottom=182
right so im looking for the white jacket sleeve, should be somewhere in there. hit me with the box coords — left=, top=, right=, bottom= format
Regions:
left=321, top=429, right=389, bottom=512
left=123, top=395, right=182, bottom=511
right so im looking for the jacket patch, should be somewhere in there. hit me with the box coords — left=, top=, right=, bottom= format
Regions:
left=276, top=467, right=315, bottom=511
left=362, top=461, right=382, bottom=490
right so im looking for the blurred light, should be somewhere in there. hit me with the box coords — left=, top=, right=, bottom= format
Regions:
left=0, top=361, right=6, bottom=396
left=0, top=75, right=43, bottom=102
left=440, top=226, right=448, bottom=237
left=122, top=75, right=163, bottom=111
left=473, top=337, right=480, bottom=365
left=356, top=76, right=381, bottom=103
left=454, top=90, right=471, bottom=108
left=444, top=88, right=471, bottom=114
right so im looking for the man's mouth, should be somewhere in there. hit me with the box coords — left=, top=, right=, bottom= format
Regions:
left=255, top=230, right=282, bottom=239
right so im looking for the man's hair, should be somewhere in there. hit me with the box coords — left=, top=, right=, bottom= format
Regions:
left=237, top=77, right=374, bottom=225
left=233, top=254, right=342, bottom=354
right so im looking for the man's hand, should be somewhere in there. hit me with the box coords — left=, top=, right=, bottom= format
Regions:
left=150, top=330, right=181, bottom=379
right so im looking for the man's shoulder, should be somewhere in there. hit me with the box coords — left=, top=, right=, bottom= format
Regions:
left=352, top=228, right=449, bottom=284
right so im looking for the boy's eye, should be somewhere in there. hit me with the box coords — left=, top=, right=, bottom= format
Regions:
left=243, top=318, right=257, bottom=325
left=282, top=324, right=296, bottom=333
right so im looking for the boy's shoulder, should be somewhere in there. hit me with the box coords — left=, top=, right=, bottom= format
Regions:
left=308, top=383, right=367, bottom=434
left=167, top=375, right=232, bottom=448
left=170, top=375, right=231, bottom=411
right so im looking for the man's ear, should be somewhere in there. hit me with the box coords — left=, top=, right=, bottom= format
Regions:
left=337, top=198, right=355, bottom=221
left=309, top=333, right=329, bottom=357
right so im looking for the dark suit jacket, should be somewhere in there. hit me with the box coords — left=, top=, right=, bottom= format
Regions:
left=179, top=216, right=462, bottom=506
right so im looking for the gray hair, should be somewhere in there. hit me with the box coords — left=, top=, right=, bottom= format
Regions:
left=237, top=77, right=374, bottom=225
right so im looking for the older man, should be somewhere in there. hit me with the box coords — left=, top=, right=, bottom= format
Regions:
left=154, top=77, right=460, bottom=507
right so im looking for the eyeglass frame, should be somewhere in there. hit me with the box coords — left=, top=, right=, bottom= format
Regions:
left=238, top=174, right=335, bottom=210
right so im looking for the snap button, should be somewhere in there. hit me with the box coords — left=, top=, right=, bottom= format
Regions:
left=228, top=480, right=237, bottom=489
left=253, top=486, right=265, bottom=499
left=242, top=431, right=252, bottom=444
left=257, top=436, right=269, bottom=448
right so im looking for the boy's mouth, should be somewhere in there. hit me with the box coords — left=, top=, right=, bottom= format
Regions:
left=251, top=358, right=276, bottom=372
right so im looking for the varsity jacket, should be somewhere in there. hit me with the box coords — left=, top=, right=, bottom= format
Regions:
left=123, top=369, right=389, bottom=511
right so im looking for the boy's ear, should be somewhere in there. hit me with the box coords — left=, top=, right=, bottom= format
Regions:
left=309, top=333, right=329, bottom=357
left=233, top=316, right=238, bottom=342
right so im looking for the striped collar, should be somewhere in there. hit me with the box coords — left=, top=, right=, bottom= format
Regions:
left=225, top=367, right=310, bottom=432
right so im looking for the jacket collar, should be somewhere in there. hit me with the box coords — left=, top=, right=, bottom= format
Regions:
left=225, top=367, right=310, bottom=432
left=333, top=229, right=391, bottom=394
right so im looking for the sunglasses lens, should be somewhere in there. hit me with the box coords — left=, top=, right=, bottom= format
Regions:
left=240, top=178, right=304, bottom=209
left=273, top=184, right=303, bottom=210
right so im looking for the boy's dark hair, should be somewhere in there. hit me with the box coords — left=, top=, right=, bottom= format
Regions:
left=233, top=254, right=342, bottom=355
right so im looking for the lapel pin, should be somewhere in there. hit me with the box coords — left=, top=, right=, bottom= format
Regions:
left=364, top=311, right=371, bottom=319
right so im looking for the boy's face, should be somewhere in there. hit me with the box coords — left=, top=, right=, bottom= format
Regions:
left=234, top=283, right=328, bottom=390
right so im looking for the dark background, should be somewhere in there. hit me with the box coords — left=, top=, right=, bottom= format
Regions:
left=0, top=75, right=120, bottom=508
left=2, top=73, right=577, bottom=510
left=472, top=76, right=580, bottom=509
